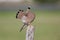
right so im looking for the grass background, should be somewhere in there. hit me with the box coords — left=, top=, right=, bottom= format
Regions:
left=0, top=10, right=60, bottom=40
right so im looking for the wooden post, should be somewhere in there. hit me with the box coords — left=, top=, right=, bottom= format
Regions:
left=26, top=25, right=34, bottom=40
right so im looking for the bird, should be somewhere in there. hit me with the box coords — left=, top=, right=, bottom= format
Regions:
left=16, top=7, right=35, bottom=32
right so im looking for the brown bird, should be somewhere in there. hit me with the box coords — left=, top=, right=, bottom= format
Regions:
left=16, top=7, right=35, bottom=32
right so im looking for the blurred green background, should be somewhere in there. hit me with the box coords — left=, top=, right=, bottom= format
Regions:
left=0, top=0, right=60, bottom=40
left=0, top=10, right=60, bottom=40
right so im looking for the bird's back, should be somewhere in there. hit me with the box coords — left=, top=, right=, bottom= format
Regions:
left=25, top=12, right=35, bottom=23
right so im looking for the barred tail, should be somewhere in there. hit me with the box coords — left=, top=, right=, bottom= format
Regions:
left=19, top=24, right=26, bottom=32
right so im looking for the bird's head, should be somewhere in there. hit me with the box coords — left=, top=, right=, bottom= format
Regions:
left=16, top=9, right=21, bottom=18
left=16, top=9, right=24, bottom=18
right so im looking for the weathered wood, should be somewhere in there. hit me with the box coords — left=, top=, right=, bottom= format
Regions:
left=26, top=25, right=34, bottom=40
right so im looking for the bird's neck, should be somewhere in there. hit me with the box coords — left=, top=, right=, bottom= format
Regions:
left=26, top=9, right=30, bottom=14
